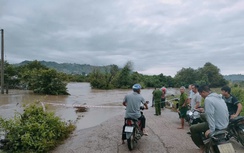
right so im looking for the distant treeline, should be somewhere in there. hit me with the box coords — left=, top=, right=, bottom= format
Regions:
left=88, top=61, right=228, bottom=89
left=224, top=74, right=244, bottom=82
left=2, top=60, right=244, bottom=93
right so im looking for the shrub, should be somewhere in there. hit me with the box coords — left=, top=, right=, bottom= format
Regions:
left=0, top=104, right=76, bottom=153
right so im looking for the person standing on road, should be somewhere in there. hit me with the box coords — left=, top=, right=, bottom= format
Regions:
left=177, top=86, right=188, bottom=129
left=153, top=88, right=162, bottom=116
left=188, top=84, right=193, bottom=105
left=152, top=88, right=156, bottom=107
left=190, top=85, right=229, bottom=153
left=122, top=84, right=149, bottom=144
left=190, top=84, right=202, bottom=111
left=221, top=86, right=243, bottom=119
left=161, top=86, right=167, bottom=109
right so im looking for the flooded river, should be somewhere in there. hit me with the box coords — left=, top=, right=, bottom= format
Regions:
left=0, top=83, right=179, bottom=131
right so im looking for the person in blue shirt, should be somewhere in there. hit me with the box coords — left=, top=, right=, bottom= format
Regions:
left=122, top=84, right=148, bottom=144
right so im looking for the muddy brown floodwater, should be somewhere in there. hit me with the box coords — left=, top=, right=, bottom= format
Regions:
left=0, top=82, right=180, bottom=131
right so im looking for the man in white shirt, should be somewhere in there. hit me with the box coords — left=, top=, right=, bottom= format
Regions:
left=190, top=84, right=202, bottom=110
left=188, top=84, right=193, bottom=104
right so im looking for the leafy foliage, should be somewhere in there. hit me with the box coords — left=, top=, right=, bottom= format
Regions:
left=15, top=61, right=69, bottom=95
left=174, top=62, right=227, bottom=87
left=174, top=67, right=197, bottom=87
left=1, top=61, right=21, bottom=88
left=115, top=61, right=133, bottom=88
left=30, top=69, right=69, bottom=95
left=0, top=104, right=75, bottom=153
left=231, top=87, right=244, bottom=116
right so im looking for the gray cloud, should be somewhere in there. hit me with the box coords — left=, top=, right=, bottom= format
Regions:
left=1, top=0, right=244, bottom=76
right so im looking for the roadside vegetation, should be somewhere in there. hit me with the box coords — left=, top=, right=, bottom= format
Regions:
left=0, top=103, right=75, bottom=153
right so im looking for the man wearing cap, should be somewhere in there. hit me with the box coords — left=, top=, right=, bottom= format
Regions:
left=122, top=84, right=148, bottom=144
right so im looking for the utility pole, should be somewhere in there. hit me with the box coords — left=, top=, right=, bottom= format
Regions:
left=1, top=29, right=4, bottom=94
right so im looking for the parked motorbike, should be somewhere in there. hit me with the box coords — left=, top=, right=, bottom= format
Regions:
left=123, top=106, right=145, bottom=151
left=227, top=116, right=244, bottom=146
left=185, top=108, right=202, bottom=126
left=202, top=129, right=235, bottom=153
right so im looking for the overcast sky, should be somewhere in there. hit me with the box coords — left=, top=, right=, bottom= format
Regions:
left=0, top=0, right=244, bottom=76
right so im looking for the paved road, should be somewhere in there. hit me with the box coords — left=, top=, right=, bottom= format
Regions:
left=53, top=107, right=244, bottom=153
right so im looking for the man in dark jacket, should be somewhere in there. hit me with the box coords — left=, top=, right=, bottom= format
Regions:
left=221, top=86, right=242, bottom=119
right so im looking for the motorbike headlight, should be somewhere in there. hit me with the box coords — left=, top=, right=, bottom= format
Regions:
left=187, top=111, right=193, bottom=116
left=193, top=111, right=199, bottom=115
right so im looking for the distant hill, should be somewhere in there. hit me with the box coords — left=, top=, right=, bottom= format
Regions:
left=224, top=74, right=244, bottom=82
left=14, top=61, right=244, bottom=81
left=15, top=60, right=117, bottom=75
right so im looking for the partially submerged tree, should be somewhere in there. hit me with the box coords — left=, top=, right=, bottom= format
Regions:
left=18, top=60, right=69, bottom=95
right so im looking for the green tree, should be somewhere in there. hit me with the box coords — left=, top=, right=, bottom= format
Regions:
left=198, top=62, right=227, bottom=87
left=14, top=61, right=69, bottom=95
left=104, top=65, right=120, bottom=89
left=116, top=61, right=133, bottom=88
left=0, top=61, right=20, bottom=89
left=89, top=68, right=107, bottom=89
left=131, top=72, right=143, bottom=85
left=30, top=69, right=69, bottom=95
left=88, top=65, right=120, bottom=89
left=174, top=67, right=197, bottom=87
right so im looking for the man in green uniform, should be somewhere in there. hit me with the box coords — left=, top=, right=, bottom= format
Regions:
left=153, top=88, right=162, bottom=116
left=177, top=86, right=188, bottom=129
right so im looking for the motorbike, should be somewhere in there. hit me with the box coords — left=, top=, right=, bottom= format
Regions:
left=202, top=129, right=235, bottom=153
left=122, top=106, right=145, bottom=151
left=185, top=108, right=202, bottom=126
left=227, top=116, right=244, bottom=146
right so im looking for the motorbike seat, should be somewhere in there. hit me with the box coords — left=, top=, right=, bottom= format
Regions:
left=211, top=129, right=227, bottom=136
left=124, top=118, right=138, bottom=122
left=229, top=116, right=244, bottom=123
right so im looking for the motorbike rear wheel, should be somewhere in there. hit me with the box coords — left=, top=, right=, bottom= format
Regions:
left=205, top=147, right=215, bottom=153
left=127, top=129, right=136, bottom=150
left=237, top=126, right=244, bottom=146
left=204, top=143, right=218, bottom=153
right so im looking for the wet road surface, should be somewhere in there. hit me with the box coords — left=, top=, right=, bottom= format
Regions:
left=52, top=107, right=244, bottom=153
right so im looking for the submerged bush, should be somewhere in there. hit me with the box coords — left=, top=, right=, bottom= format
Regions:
left=0, top=104, right=76, bottom=153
